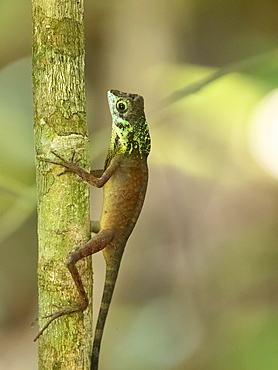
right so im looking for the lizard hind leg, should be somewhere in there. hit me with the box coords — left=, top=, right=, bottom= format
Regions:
left=34, top=229, right=114, bottom=342
left=66, top=228, right=115, bottom=311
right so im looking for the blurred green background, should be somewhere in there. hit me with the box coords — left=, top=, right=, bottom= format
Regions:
left=1, top=1, right=278, bottom=369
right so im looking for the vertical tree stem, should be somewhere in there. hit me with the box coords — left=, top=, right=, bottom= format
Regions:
left=32, top=1, right=92, bottom=368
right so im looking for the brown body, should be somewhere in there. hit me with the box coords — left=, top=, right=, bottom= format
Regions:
left=101, top=154, right=148, bottom=251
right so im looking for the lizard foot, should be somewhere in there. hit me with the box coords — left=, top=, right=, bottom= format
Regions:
left=40, top=150, right=84, bottom=176
left=33, top=303, right=84, bottom=342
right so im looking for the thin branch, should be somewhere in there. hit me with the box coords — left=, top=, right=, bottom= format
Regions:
left=162, top=49, right=277, bottom=106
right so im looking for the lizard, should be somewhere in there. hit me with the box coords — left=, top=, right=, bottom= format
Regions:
left=34, top=90, right=151, bottom=370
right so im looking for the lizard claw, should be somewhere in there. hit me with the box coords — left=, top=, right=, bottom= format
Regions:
left=50, top=150, right=68, bottom=163
left=57, top=169, right=71, bottom=177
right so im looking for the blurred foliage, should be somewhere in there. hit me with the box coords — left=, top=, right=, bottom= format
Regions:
left=0, top=58, right=36, bottom=243
left=152, top=63, right=266, bottom=180
left=1, top=0, right=278, bottom=369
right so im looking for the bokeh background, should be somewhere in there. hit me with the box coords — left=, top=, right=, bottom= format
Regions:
left=1, top=1, right=278, bottom=369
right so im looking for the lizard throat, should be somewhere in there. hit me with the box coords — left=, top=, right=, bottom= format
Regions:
left=105, top=119, right=151, bottom=168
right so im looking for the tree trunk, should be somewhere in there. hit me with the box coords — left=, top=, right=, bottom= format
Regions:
left=32, top=1, right=92, bottom=368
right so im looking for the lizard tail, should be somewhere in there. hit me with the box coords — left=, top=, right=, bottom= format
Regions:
left=91, top=257, right=122, bottom=370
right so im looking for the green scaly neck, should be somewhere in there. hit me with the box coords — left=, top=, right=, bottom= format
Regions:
left=105, top=117, right=150, bottom=168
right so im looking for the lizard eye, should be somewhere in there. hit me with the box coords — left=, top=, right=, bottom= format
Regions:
left=116, top=100, right=128, bottom=113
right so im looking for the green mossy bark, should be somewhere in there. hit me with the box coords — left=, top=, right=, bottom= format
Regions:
left=32, top=1, right=92, bottom=368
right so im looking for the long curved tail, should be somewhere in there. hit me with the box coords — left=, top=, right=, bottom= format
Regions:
left=91, top=257, right=122, bottom=370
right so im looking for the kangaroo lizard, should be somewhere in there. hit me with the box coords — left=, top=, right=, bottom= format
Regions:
left=35, top=90, right=151, bottom=370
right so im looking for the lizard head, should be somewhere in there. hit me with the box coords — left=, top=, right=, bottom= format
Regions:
left=107, top=90, right=151, bottom=156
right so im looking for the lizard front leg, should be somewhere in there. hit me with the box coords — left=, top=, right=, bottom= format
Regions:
left=34, top=228, right=114, bottom=341
left=44, top=151, right=119, bottom=188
